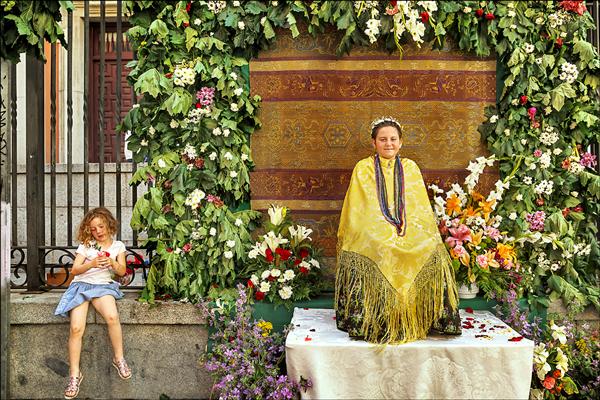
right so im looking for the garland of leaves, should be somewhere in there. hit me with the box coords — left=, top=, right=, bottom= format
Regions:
left=122, top=0, right=600, bottom=310
left=0, top=0, right=73, bottom=63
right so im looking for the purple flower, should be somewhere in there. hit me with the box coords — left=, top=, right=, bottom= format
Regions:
left=525, top=211, right=546, bottom=232
left=580, top=151, right=597, bottom=168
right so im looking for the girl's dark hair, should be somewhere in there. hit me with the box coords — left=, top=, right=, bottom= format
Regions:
left=370, top=119, right=403, bottom=139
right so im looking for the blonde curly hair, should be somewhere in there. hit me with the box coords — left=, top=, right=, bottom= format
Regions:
left=76, top=207, right=118, bottom=246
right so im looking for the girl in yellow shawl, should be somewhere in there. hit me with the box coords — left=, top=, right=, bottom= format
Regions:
left=335, top=117, right=461, bottom=344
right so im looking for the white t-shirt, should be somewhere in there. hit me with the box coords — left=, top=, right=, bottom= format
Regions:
left=72, top=240, right=126, bottom=285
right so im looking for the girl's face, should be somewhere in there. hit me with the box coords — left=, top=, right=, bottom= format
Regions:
left=90, top=217, right=110, bottom=242
left=372, top=126, right=402, bottom=159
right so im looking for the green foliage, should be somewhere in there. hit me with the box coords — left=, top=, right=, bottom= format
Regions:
left=0, top=0, right=73, bottom=63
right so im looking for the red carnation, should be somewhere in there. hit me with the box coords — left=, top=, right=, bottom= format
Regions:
left=275, top=247, right=292, bottom=261
left=182, top=243, right=192, bottom=253
left=186, top=2, right=191, bottom=13
left=299, top=266, right=309, bottom=275
left=543, top=376, right=556, bottom=390
left=475, top=8, right=484, bottom=17
left=298, top=248, right=310, bottom=259
left=265, top=249, right=274, bottom=263
left=420, top=11, right=429, bottom=23
left=267, top=274, right=276, bottom=282
left=195, top=103, right=202, bottom=109
left=555, top=37, right=563, bottom=48
left=165, top=72, right=173, bottom=78
left=293, top=258, right=302, bottom=266
left=247, top=279, right=254, bottom=288
left=559, top=0, right=587, bottom=15
left=485, top=12, right=495, bottom=20
left=255, top=291, right=265, bottom=301
left=520, top=95, right=528, bottom=105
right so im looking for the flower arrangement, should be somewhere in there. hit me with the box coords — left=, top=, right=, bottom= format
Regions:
left=198, top=284, right=311, bottom=399
left=429, top=156, right=522, bottom=296
left=243, top=205, right=324, bottom=307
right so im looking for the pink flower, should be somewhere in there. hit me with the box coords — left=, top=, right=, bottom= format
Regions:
left=527, top=107, right=537, bottom=121
left=445, top=224, right=472, bottom=247
left=452, top=244, right=468, bottom=257
left=533, top=149, right=542, bottom=157
left=580, top=152, right=597, bottom=168
left=476, top=255, right=489, bottom=268
left=182, top=243, right=192, bottom=253
left=485, top=226, right=501, bottom=241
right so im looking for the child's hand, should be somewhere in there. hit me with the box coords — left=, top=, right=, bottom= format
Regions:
left=96, top=252, right=111, bottom=269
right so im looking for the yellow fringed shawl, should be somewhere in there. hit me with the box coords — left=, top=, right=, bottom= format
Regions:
left=335, top=156, right=458, bottom=343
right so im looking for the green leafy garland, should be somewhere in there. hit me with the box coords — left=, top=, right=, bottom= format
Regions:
left=122, top=0, right=600, bottom=310
left=0, top=0, right=73, bottom=63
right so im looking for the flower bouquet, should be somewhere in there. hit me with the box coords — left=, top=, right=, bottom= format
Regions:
left=242, top=205, right=324, bottom=307
left=429, top=156, right=522, bottom=297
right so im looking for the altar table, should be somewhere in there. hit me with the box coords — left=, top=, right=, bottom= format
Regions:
left=285, top=308, right=534, bottom=399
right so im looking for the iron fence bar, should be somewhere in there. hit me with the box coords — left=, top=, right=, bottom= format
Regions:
left=67, top=10, right=73, bottom=245
left=10, top=63, right=16, bottom=247
left=116, top=0, right=123, bottom=240
left=131, top=41, right=138, bottom=247
left=25, top=55, right=45, bottom=292
left=99, top=0, right=106, bottom=205
left=50, top=43, right=57, bottom=246
left=83, top=1, right=90, bottom=214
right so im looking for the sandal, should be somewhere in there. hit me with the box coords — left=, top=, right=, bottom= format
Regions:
left=112, top=358, right=132, bottom=380
left=64, top=372, right=83, bottom=399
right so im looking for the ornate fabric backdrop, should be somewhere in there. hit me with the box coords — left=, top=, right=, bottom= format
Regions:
left=249, top=29, right=497, bottom=265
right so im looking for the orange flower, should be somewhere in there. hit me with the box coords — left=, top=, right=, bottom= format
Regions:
left=462, top=206, right=479, bottom=218
left=446, top=194, right=462, bottom=215
left=496, top=243, right=516, bottom=264
left=478, top=198, right=496, bottom=218
left=470, top=230, right=484, bottom=246
left=486, top=250, right=500, bottom=269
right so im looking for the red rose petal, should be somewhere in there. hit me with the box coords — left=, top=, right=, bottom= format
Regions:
left=304, top=336, right=312, bottom=341
left=508, top=336, right=524, bottom=342
left=465, top=307, right=474, bottom=313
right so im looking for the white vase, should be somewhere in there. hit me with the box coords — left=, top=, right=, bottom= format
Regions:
left=458, top=283, right=479, bottom=299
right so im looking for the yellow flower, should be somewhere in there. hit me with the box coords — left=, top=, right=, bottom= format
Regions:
left=478, top=198, right=496, bottom=219
left=257, top=320, right=273, bottom=337
left=486, top=250, right=500, bottom=269
left=471, top=230, right=484, bottom=246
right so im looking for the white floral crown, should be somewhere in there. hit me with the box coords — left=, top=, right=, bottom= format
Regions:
left=370, top=116, right=402, bottom=132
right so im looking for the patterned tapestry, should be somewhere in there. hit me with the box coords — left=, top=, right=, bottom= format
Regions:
left=249, top=29, right=497, bottom=268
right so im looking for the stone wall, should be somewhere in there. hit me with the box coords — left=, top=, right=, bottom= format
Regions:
left=9, top=291, right=212, bottom=399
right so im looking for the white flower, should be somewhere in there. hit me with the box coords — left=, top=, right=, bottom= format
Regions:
left=278, top=286, right=293, bottom=300
left=463, top=6, right=472, bottom=13
left=570, top=191, right=578, bottom=197
left=533, top=343, right=551, bottom=381
left=233, top=0, right=240, bottom=6
left=140, top=139, right=148, bottom=146
left=230, top=103, right=239, bottom=112
left=507, top=10, right=516, bottom=17
left=183, top=143, right=197, bottom=159
left=535, top=57, right=543, bottom=65
left=170, top=120, right=179, bottom=128
left=226, top=240, right=236, bottom=248
left=515, top=194, right=523, bottom=201
left=261, top=270, right=271, bottom=280
left=309, top=259, right=320, bottom=269
left=539, top=152, right=552, bottom=169
left=174, top=248, right=182, bottom=255
left=132, top=104, right=140, bottom=109
left=288, top=225, right=313, bottom=243
left=555, top=347, right=569, bottom=376
left=209, top=227, right=217, bottom=236
left=234, top=87, right=244, bottom=96
left=194, top=18, right=201, bottom=26
left=535, top=17, right=544, bottom=25
left=270, top=269, right=281, bottom=277
left=523, top=176, right=533, bottom=185
left=524, top=43, right=535, bottom=54
left=263, top=231, right=289, bottom=251
left=250, top=274, right=259, bottom=286
left=241, top=153, right=249, bottom=161
left=157, top=158, right=167, bottom=168
left=259, top=281, right=271, bottom=293
left=224, top=251, right=234, bottom=259
left=223, top=129, right=230, bottom=137
left=504, top=129, right=511, bottom=137
left=271, top=1, right=278, bottom=6
left=268, top=205, right=286, bottom=226
left=283, top=269, right=295, bottom=281
left=224, top=151, right=234, bottom=160
left=209, top=152, right=217, bottom=161
left=191, top=231, right=201, bottom=240
left=489, top=115, right=498, bottom=123
left=521, top=139, right=527, bottom=145
left=510, top=24, right=517, bottom=30
left=230, top=171, right=238, bottom=178
left=553, top=148, right=563, bottom=155
left=238, top=21, right=245, bottom=30
left=149, top=126, right=156, bottom=135
left=249, top=241, right=268, bottom=259
left=212, top=127, right=222, bottom=136
left=509, top=212, right=518, bottom=220
left=235, top=218, right=243, bottom=227
left=260, top=16, right=267, bottom=25
left=230, top=72, right=238, bottom=80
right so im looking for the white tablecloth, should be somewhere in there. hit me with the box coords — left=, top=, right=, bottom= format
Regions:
left=286, top=308, right=533, bottom=399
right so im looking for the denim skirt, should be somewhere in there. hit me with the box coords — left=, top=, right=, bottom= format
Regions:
left=54, top=281, right=124, bottom=317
